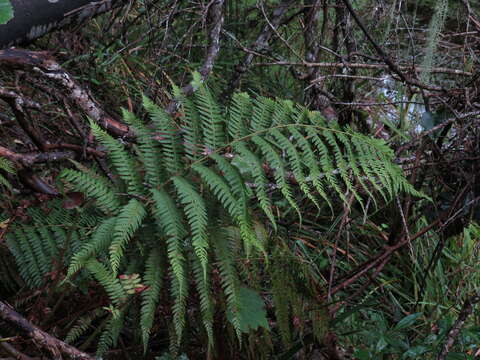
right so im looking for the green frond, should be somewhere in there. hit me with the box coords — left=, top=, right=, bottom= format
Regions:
left=228, top=92, right=252, bottom=138
left=86, top=259, right=127, bottom=305
left=173, top=85, right=203, bottom=160
left=322, top=127, right=364, bottom=209
left=36, top=226, right=60, bottom=259
left=287, top=126, right=332, bottom=212
left=192, top=78, right=225, bottom=151
left=60, top=168, right=122, bottom=214
left=233, top=143, right=276, bottom=228
left=173, top=176, right=209, bottom=277
left=306, top=128, right=349, bottom=204
left=89, top=120, right=144, bottom=195
left=67, top=217, right=117, bottom=278
left=250, top=96, right=276, bottom=132
left=209, top=153, right=252, bottom=199
left=151, top=188, right=188, bottom=340
left=65, top=308, right=105, bottom=344
left=96, top=309, right=126, bottom=357
left=110, top=198, right=147, bottom=275
left=0, top=156, right=14, bottom=189
left=269, top=128, right=320, bottom=209
left=143, top=95, right=184, bottom=175
left=251, top=135, right=301, bottom=220
left=336, top=130, right=377, bottom=208
left=6, top=229, right=43, bottom=287
left=141, top=248, right=164, bottom=351
left=190, top=251, right=214, bottom=348
left=193, top=163, right=261, bottom=255
left=271, top=99, right=294, bottom=125
left=122, top=108, right=164, bottom=188
left=213, top=228, right=242, bottom=339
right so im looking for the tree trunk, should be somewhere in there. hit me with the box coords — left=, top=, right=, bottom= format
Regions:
left=0, top=0, right=127, bottom=49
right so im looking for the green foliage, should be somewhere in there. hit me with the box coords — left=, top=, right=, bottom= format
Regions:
left=6, top=202, right=90, bottom=288
left=226, top=287, right=269, bottom=334
left=0, top=156, right=14, bottom=190
left=8, top=76, right=422, bottom=356
left=0, top=0, right=13, bottom=25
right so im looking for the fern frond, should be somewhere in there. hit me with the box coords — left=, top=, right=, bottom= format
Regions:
left=89, top=120, right=144, bottom=195
left=6, top=230, right=41, bottom=287
left=143, top=96, right=184, bottom=175
left=251, top=135, right=301, bottom=219
left=9, top=229, right=44, bottom=287
left=287, top=126, right=332, bottom=212
left=227, top=92, right=252, bottom=138
left=269, top=128, right=320, bottom=209
left=306, top=128, right=348, bottom=204
left=141, top=248, right=164, bottom=351
left=213, top=227, right=242, bottom=339
left=96, top=308, right=125, bottom=357
left=173, top=176, right=209, bottom=276
left=67, top=217, right=116, bottom=278
left=234, top=143, right=276, bottom=228
left=151, top=189, right=188, bottom=340
left=110, top=198, right=147, bottom=275
left=122, top=108, right=164, bottom=188
left=0, top=156, right=14, bottom=189
left=173, top=85, right=203, bottom=160
left=86, top=259, right=127, bottom=305
left=65, top=308, right=105, bottom=344
left=190, top=251, right=214, bottom=348
left=209, top=153, right=252, bottom=199
left=192, top=74, right=225, bottom=151
left=250, top=96, right=276, bottom=131
left=193, top=164, right=261, bottom=255
left=60, top=168, right=122, bottom=214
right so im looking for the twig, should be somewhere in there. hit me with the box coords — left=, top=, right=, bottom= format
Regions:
left=0, top=340, right=35, bottom=360
left=437, top=293, right=480, bottom=360
left=395, top=110, right=480, bottom=155
left=0, top=49, right=131, bottom=137
left=0, top=301, right=95, bottom=360
left=224, top=0, right=296, bottom=95
left=165, top=0, right=224, bottom=113
left=340, top=0, right=449, bottom=93
left=0, top=145, right=76, bottom=166
left=254, top=61, right=472, bottom=77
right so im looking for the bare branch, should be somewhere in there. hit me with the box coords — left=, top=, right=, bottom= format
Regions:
left=0, top=301, right=95, bottom=360
left=437, top=294, right=480, bottom=360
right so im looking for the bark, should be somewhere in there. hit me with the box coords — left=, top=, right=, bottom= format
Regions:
left=0, top=0, right=128, bottom=49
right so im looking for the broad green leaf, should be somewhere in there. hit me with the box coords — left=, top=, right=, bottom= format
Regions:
left=227, top=287, right=269, bottom=333
left=393, top=313, right=422, bottom=331
left=401, top=346, right=429, bottom=359
left=0, top=0, right=13, bottom=24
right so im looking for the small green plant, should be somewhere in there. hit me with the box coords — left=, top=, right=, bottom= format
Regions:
left=0, top=0, right=13, bottom=25
left=0, top=156, right=14, bottom=190
left=7, top=75, right=423, bottom=357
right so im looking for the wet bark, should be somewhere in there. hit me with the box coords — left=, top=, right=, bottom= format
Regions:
left=0, top=0, right=127, bottom=49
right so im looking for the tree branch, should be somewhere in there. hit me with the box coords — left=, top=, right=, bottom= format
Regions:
left=0, top=301, right=95, bottom=360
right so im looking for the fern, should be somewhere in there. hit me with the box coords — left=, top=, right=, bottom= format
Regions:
left=61, top=167, right=121, bottom=214
left=110, top=198, right=147, bottom=275
left=89, top=120, right=144, bottom=195
left=86, top=259, right=127, bottom=306
left=140, top=248, right=164, bottom=351
left=65, top=308, right=105, bottom=344
left=0, top=156, right=14, bottom=190
left=67, top=217, right=117, bottom=278
left=9, top=74, right=426, bottom=355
